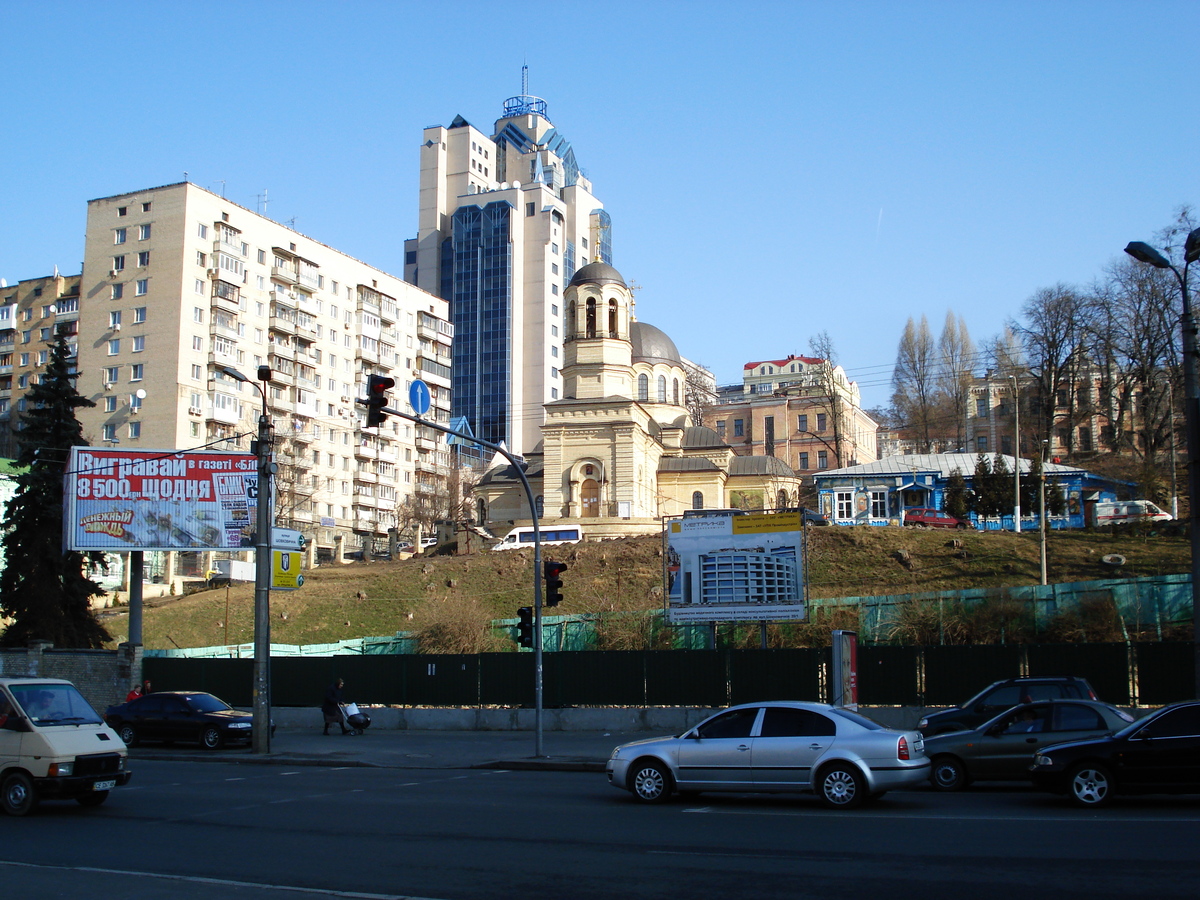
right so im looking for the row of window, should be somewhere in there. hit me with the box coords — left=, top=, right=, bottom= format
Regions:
left=113, top=224, right=152, bottom=243
left=715, top=413, right=828, bottom=439
left=111, top=252, right=150, bottom=270
left=110, top=281, right=149, bottom=299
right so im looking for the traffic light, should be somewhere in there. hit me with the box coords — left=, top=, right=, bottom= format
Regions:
left=364, top=374, right=395, bottom=427
left=543, top=560, right=567, bottom=607
left=516, top=606, right=534, bottom=648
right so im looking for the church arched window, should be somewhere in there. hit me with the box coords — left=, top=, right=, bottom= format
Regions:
left=673, top=378, right=680, bottom=405
left=692, top=491, right=704, bottom=510
left=608, top=299, right=618, bottom=338
left=585, top=298, right=596, bottom=338
left=566, top=301, right=577, bottom=339
left=657, top=375, right=667, bottom=402
left=638, top=373, right=648, bottom=401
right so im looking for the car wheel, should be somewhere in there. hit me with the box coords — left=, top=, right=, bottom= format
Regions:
left=77, top=791, right=109, bottom=807
left=200, top=725, right=223, bottom=750
left=818, top=763, right=865, bottom=810
left=628, top=759, right=672, bottom=804
left=1, top=772, right=39, bottom=817
left=1067, top=762, right=1113, bottom=808
left=955, top=523, right=967, bottom=531
left=931, top=756, right=968, bottom=791
left=117, top=723, right=138, bottom=746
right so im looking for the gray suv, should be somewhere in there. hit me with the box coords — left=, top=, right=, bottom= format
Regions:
left=918, top=676, right=1100, bottom=735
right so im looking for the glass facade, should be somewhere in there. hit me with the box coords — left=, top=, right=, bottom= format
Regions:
left=451, top=202, right=514, bottom=447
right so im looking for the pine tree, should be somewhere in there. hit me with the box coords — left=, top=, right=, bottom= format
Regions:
left=0, top=331, right=110, bottom=647
left=944, top=468, right=970, bottom=520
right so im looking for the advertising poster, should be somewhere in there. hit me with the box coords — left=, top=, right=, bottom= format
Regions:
left=65, top=448, right=257, bottom=551
left=665, top=512, right=806, bottom=623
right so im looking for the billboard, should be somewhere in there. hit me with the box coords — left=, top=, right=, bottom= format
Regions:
left=65, top=448, right=257, bottom=551
left=665, top=512, right=806, bottom=623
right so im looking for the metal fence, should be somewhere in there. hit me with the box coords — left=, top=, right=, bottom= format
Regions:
left=144, top=641, right=1194, bottom=710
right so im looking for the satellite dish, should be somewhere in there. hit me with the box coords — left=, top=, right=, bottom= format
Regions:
left=512, top=180, right=521, bottom=188
left=500, top=182, right=509, bottom=190
left=135, top=389, right=147, bottom=400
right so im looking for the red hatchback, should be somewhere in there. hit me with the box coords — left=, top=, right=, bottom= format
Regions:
left=903, top=508, right=973, bottom=530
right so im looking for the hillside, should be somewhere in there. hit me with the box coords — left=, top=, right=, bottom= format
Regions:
left=100, top=526, right=1191, bottom=651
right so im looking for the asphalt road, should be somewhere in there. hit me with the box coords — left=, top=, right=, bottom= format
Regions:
left=3, top=761, right=1199, bottom=899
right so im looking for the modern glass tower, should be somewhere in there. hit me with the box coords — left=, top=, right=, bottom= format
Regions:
left=406, top=82, right=611, bottom=454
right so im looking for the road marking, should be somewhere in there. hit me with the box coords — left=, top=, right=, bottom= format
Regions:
left=0, top=859, right=449, bottom=900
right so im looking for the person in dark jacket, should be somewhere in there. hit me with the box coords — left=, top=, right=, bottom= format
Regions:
left=322, top=678, right=349, bottom=735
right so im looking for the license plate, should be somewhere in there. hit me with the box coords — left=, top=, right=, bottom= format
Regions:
left=93, top=780, right=116, bottom=791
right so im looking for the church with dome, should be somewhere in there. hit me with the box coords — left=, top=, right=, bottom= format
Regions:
left=475, top=262, right=803, bottom=537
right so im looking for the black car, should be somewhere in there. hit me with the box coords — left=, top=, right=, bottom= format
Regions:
left=105, top=691, right=264, bottom=750
left=1030, top=700, right=1200, bottom=807
left=918, top=676, right=1099, bottom=735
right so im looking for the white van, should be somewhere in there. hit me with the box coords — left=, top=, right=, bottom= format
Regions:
left=492, top=525, right=584, bottom=551
left=0, top=677, right=131, bottom=816
left=1094, top=500, right=1173, bottom=526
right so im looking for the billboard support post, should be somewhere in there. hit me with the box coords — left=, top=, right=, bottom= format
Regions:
left=250, top=368, right=274, bottom=755
left=128, top=551, right=143, bottom=646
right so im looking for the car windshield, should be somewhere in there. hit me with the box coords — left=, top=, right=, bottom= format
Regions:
left=10, top=683, right=104, bottom=726
left=830, top=708, right=884, bottom=730
left=184, top=694, right=233, bottom=713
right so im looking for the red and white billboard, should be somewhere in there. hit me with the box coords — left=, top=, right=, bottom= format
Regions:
left=64, top=448, right=257, bottom=551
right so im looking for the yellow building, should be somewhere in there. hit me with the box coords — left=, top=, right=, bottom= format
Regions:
left=475, top=263, right=802, bottom=537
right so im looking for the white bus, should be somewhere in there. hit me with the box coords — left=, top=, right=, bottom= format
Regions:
left=492, top=525, right=584, bottom=551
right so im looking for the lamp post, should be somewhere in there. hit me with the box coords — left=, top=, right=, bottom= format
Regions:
left=1125, top=231, right=1200, bottom=698
left=1009, top=375, right=1021, bottom=533
left=223, top=364, right=274, bottom=752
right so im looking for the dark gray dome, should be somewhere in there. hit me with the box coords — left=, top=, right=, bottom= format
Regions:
left=569, top=261, right=626, bottom=288
left=631, top=321, right=682, bottom=366
left=682, top=425, right=725, bottom=449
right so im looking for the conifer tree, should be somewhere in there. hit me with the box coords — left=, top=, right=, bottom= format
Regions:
left=0, top=331, right=110, bottom=647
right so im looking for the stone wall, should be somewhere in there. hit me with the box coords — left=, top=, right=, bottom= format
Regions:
left=0, top=641, right=142, bottom=713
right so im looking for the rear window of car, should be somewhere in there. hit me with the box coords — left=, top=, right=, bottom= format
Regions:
left=830, top=708, right=885, bottom=730
left=759, top=707, right=836, bottom=737
left=1053, top=704, right=1106, bottom=731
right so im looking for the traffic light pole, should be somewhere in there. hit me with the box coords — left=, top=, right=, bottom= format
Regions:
left=370, top=404, right=548, bottom=757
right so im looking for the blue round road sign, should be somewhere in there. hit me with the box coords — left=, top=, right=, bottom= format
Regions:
left=409, top=379, right=432, bottom=416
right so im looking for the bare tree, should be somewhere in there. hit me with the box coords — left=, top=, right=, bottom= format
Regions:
left=1010, top=284, right=1086, bottom=449
left=891, top=316, right=941, bottom=452
left=937, top=311, right=976, bottom=450
left=808, top=331, right=848, bottom=467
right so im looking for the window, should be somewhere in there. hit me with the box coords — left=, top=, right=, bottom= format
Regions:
left=109, top=311, right=122, bottom=329
left=657, top=375, right=667, bottom=402
left=114, top=228, right=126, bottom=244
left=551, top=304, right=558, bottom=316
left=104, top=366, right=119, bottom=384
left=816, top=413, right=827, bottom=432
left=192, top=336, right=203, bottom=351
left=138, top=224, right=151, bottom=240
left=871, top=491, right=887, bottom=518
left=798, top=414, right=808, bottom=433
left=137, top=251, right=150, bottom=267
left=692, top=491, right=704, bottom=510
left=117, top=206, right=127, bottom=217
left=133, top=307, right=146, bottom=324
left=550, top=387, right=558, bottom=399
left=760, top=707, right=836, bottom=738
left=111, top=283, right=124, bottom=300
left=550, top=345, right=558, bottom=358
left=132, top=336, right=145, bottom=352
left=835, top=490, right=854, bottom=519
left=20, top=331, right=30, bottom=344
left=976, top=397, right=988, bottom=417
left=136, top=279, right=148, bottom=296
left=733, top=418, right=744, bottom=437
left=18, top=353, right=28, bottom=367
left=526, top=202, right=535, bottom=216
left=197, top=251, right=207, bottom=267
left=141, top=201, right=151, bottom=212
left=194, top=307, right=204, bottom=323
left=716, top=420, right=726, bottom=437
left=550, top=325, right=558, bottom=337
left=128, top=421, right=141, bottom=439
left=39, top=328, right=51, bottom=341
left=129, top=392, right=142, bottom=412
left=257, top=249, right=266, bottom=264
left=817, top=449, right=829, bottom=469
left=550, top=367, right=558, bottom=379
left=799, top=452, right=809, bottom=470
left=102, top=424, right=117, bottom=441
left=198, top=223, right=208, bottom=239
left=104, top=396, right=117, bottom=413
left=976, top=435, right=988, bottom=452
left=696, top=707, right=758, bottom=740
left=112, top=255, right=125, bottom=271
left=637, top=373, right=648, bottom=401
left=551, top=242, right=559, bottom=255
left=107, top=339, right=120, bottom=355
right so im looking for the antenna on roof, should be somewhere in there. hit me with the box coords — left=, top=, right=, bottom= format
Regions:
left=522, top=63, right=529, bottom=96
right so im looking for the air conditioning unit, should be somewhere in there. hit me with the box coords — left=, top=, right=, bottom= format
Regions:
left=187, top=406, right=202, bottom=416
left=207, top=268, right=219, bottom=277
left=111, top=323, right=120, bottom=332
left=109, top=269, right=119, bottom=278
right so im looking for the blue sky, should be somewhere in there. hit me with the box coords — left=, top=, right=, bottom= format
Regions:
left=3, top=1, right=1197, bottom=409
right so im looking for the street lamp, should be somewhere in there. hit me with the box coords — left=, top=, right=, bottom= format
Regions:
left=1125, top=230, right=1200, bottom=698
left=223, top=364, right=274, bottom=752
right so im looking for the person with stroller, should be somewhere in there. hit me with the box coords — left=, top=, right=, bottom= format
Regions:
left=322, top=678, right=350, bottom=735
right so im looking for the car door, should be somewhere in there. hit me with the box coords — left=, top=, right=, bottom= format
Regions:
left=970, top=704, right=1055, bottom=778
left=132, top=695, right=166, bottom=741
left=676, top=706, right=761, bottom=789
left=752, top=707, right=837, bottom=787
left=159, top=695, right=194, bottom=743
left=1118, top=705, right=1200, bottom=790
left=0, top=690, right=23, bottom=769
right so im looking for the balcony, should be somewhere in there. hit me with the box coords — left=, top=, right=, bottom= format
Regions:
left=354, top=442, right=376, bottom=460
left=272, top=266, right=299, bottom=286
left=355, top=470, right=378, bottom=485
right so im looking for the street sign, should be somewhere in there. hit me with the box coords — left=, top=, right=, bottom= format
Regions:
left=409, top=378, right=431, bottom=416
left=271, top=527, right=306, bottom=551
left=271, top=549, right=304, bottom=590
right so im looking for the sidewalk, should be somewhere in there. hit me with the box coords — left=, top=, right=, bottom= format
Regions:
left=128, top=727, right=647, bottom=772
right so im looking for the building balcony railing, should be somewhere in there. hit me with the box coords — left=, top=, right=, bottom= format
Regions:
left=271, top=266, right=299, bottom=285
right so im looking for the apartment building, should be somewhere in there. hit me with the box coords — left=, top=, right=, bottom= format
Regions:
left=78, top=182, right=451, bottom=561
left=705, top=354, right=879, bottom=478
left=405, top=87, right=610, bottom=455
left=0, top=272, right=83, bottom=458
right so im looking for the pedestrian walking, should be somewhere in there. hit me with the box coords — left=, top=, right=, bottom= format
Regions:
left=321, top=678, right=349, bottom=735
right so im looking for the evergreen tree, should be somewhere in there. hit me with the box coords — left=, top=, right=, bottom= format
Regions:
left=0, top=332, right=110, bottom=648
left=943, top=468, right=970, bottom=520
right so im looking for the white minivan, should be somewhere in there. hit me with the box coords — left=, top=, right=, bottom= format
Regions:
left=492, top=525, right=584, bottom=551
left=1093, top=500, right=1173, bottom=526
left=0, top=677, right=131, bottom=816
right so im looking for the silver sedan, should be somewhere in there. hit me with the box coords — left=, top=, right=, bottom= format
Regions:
left=606, top=701, right=929, bottom=809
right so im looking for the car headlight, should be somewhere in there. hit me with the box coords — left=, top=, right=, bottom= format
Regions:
left=1033, top=753, right=1053, bottom=767
left=48, top=762, right=73, bottom=777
